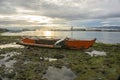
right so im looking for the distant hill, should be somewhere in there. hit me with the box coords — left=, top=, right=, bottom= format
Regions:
left=0, top=27, right=35, bottom=32
left=0, top=26, right=120, bottom=32
left=85, top=26, right=120, bottom=31
left=0, top=28, right=8, bottom=33
left=97, top=26, right=120, bottom=30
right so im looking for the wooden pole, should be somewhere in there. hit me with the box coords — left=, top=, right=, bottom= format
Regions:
left=71, top=26, right=73, bottom=38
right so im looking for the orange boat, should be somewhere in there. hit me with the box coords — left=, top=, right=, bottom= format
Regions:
left=18, top=37, right=96, bottom=49
left=64, top=38, right=96, bottom=49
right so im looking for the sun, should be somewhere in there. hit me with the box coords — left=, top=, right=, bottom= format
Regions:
left=44, top=31, right=52, bottom=37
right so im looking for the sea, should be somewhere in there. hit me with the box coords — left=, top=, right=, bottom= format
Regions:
left=1, top=31, right=120, bottom=44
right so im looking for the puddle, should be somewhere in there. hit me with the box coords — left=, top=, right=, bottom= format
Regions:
left=1, top=77, right=9, bottom=80
left=43, top=66, right=76, bottom=80
left=4, top=60, right=16, bottom=68
left=0, top=42, right=24, bottom=49
left=86, top=50, right=106, bottom=56
left=0, top=52, right=21, bottom=68
left=40, top=57, right=57, bottom=62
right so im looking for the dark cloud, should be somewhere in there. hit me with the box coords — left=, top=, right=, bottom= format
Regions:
left=0, top=0, right=120, bottom=26
left=1, top=0, right=120, bottom=19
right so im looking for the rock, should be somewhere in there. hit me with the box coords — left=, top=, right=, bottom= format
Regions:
left=86, top=50, right=106, bottom=56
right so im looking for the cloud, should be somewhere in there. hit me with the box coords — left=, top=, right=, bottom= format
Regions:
left=101, top=18, right=120, bottom=26
left=0, top=0, right=17, bottom=15
left=0, top=0, right=120, bottom=27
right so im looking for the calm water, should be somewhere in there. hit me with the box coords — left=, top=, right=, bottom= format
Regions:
left=2, top=31, right=120, bottom=44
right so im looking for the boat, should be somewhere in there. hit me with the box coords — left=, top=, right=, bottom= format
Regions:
left=64, top=38, right=96, bottom=49
left=17, top=37, right=96, bottom=49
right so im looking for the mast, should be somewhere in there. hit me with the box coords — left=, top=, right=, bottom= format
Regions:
left=71, top=26, right=73, bottom=38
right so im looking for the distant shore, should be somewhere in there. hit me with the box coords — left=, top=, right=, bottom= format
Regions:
left=1, top=27, right=120, bottom=33
left=50, top=29, right=120, bottom=32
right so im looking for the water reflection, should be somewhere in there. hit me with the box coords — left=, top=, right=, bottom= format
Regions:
left=43, top=66, right=76, bottom=80
left=43, top=31, right=54, bottom=38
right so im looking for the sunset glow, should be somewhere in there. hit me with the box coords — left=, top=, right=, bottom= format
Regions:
left=0, top=0, right=120, bottom=27
left=44, top=31, right=52, bottom=37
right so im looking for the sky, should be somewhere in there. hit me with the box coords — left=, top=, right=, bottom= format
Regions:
left=0, top=0, right=120, bottom=28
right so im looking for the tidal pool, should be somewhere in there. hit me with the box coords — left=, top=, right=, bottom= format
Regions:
left=0, top=52, right=21, bottom=67
left=0, top=42, right=24, bottom=49
left=43, top=66, right=76, bottom=80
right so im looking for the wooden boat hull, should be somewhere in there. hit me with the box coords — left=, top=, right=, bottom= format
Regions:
left=18, top=41, right=55, bottom=48
left=64, top=39, right=96, bottom=49
left=18, top=38, right=60, bottom=49
left=18, top=38, right=96, bottom=49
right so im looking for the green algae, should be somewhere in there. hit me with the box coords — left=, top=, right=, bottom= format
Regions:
left=0, top=36, right=120, bottom=80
